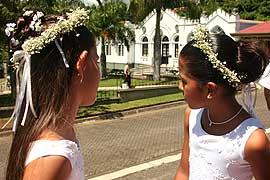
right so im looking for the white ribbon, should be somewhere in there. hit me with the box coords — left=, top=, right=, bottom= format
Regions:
left=1, top=50, right=37, bottom=131
left=2, top=41, right=69, bottom=131
left=54, top=40, right=69, bottom=68
left=242, top=83, right=257, bottom=118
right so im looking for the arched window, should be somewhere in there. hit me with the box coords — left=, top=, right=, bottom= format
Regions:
left=142, top=37, right=148, bottom=57
left=162, top=36, right=169, bottom=57
left=105, top=42, right=111, bottom=55
left=174, top=36, right=179, bottom=58
left=117, top=42, right=124, bottom=56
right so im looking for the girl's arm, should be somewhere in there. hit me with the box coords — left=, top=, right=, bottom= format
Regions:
left=23, top=156, right=72, bottom=180
left=174, top=107, right=191, bottom=180
left=244, top=128, right=270, bottom=180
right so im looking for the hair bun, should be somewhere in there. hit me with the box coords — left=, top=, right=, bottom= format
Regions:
left=236, top=41, right=268, bottom=83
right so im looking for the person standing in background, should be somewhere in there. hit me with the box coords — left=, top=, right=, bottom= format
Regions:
left=124, top=63, right=131, bottom=88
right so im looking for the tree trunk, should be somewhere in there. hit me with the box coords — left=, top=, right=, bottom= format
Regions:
left=153, top=8, right=161, bottom=80
left=100, top=36, right=107, bottom=79
left=96, top=0, right=103, bottom=6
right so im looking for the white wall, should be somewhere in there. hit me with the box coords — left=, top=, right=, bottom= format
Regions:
left=97, top=8, right=244, bottom=68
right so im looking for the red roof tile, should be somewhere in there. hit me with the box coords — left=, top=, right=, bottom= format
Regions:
left=237, top=21, right=270, bottom=34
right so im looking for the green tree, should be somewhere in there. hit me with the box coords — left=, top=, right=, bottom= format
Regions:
left=129, top=0, right=204, bottom=80
left=89, top=0, right=134, bottom=78
left=220, top=0, right=270, bottom=21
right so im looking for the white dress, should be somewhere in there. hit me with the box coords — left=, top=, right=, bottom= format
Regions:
left=189, top=108, right=264, bottom=180
left=25, top=139, right=84, bottom=180
left=259, top=63, right=270, bottom=90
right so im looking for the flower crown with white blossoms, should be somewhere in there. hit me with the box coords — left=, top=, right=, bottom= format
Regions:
left=2, top=8, right=89, bottom=131
left=22, top=8, right=89, bottom=55
left=191, top=25, right=242, bottom=88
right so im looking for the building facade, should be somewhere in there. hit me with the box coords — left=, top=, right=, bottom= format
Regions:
left=98, top=8, right=259, bottom=69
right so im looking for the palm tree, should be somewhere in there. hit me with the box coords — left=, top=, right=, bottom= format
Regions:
left=129, top=0, right=204, bottom=80
left=89, top=0, right=134, bottom=78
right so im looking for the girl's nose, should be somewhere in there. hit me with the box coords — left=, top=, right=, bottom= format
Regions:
left=178, top=82, right=183, bottom=91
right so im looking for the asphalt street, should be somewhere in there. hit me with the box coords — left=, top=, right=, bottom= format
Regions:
left=0, top=89, right=269, bottom=180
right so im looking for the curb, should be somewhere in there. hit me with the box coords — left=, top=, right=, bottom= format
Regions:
left=0, top=100, right=187, bottom=137
left=76, top=100, right=187, bottom=124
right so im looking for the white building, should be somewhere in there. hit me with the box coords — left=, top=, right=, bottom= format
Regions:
left=98, top=8, right=259, bottom=69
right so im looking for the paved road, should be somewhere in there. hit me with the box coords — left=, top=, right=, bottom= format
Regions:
left=0, top=89, right=269, bottom=180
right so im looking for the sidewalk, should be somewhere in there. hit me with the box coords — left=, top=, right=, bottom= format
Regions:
left=0, top=100, right=185, bottom=137
left=0, top=102, right=187, bottom=180
left=0, top=89, right=269, bottom=180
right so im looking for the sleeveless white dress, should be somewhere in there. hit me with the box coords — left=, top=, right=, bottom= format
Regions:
left=25, top=139, right=84, bottom=180
left=189, top=108, right=264, bottom=180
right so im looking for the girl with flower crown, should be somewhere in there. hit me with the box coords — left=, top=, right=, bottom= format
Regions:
left=174, top=26, right=270, bottom=180
left=4, top=9, right=100, bottom=180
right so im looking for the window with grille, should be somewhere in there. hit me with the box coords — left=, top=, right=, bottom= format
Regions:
left=174, top=36, right=179, bottom=58
left=142, top=37, right=148, bottom=56
left=117, top=43, right=124, bottom=56
left=162, top=36, right=169, bottom=57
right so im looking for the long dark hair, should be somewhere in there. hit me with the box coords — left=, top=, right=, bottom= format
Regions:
left=6, top=11, right=96, bottom=180
left=180, top=34, right=268, bottom=95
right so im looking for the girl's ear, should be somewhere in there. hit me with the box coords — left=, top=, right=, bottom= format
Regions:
left=76, top=50, right=88, bottom=76
left=206, top=82, right=218, bottom=99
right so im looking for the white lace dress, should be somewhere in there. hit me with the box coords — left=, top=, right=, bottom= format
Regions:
left=189, top=108, right=264, bottom=180
left=25, top=139, right=84, bottom=180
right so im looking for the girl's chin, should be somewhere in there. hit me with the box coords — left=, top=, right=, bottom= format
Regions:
left=81, top=97, right=96, bottom=107
left=186, top=103, right=201, bottom=110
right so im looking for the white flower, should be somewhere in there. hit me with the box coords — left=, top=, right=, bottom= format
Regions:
left=36, top=11, right=44, bottom=19
left=33, top=14, right=38, bottom=22
left=5, top=23, right=16, bottom=37
left=23, top=10, right=33, bottom=16
left=22, top=8, right=89, bottom=55
left=35, top=21, right=44, bottom=32
left=29, top=21, right=35, bottom=30
left=11, top=38, right=20, bottom=46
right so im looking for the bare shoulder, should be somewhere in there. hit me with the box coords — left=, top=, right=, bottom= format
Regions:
left=183, top=107, right=192, bottom=126
left=244, top=128, right=270, bottom=162
left=23, top=155, right=72, bottom=180
left=244, top=128, right=270, bottom=180
left=245, top=128, right=270, bottom=156
left=184, top=106, right=192, bottom=115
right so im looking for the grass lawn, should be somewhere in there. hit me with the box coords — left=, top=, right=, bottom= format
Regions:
left=0, top=92, right=184, bottom=130
left=99, top=78, right=179, bottom=87
left=0, top=94, right=14, bottom=107
left=77, top=92, right=184, bottom=118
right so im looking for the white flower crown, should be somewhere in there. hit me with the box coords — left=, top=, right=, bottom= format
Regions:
left=1, top=8, right=90, bottom=131
left=22, top=8, right=89, bottom=55
left=191, top=25, right=241, bottom=87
